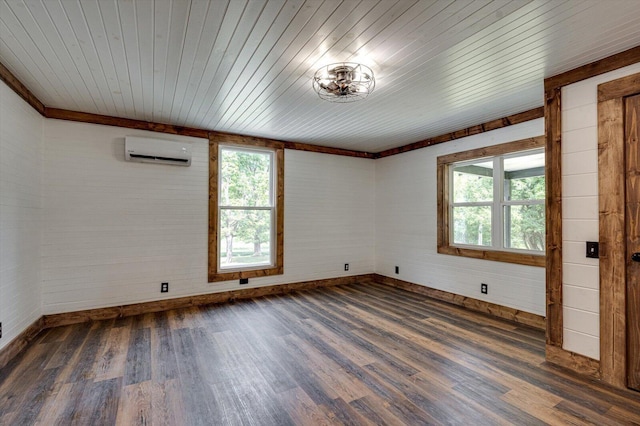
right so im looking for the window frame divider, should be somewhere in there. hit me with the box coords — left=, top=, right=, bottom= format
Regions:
left=437, top=135, right=546, bottom=267
left=208, top=134, right=285, bottom=283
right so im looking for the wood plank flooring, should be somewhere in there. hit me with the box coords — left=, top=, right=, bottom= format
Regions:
left=1, top=281, right=640, bottom=425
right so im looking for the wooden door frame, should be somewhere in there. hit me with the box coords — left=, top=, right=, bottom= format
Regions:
left=598, top=72, right=640, bottom=388
left=543, top=46, right=640, bottom=379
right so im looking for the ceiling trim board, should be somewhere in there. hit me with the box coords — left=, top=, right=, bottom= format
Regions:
left=0, top=57, right=542, bottom=161
left=44, top=107, right=210, bottom=139
left=544, top=45, right=640, bottom=91
left=43, top=106, right=374, bottom=158
left=374, top=107, right=545, bottom=159
left=281, top=140, right=375, bottom=159
left=210, top=131, right=375, bottom=159
left=0, top=61, right=45, bottom=115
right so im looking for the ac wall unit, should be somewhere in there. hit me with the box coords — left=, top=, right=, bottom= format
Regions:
left=125, top=136, right=191, bottom=166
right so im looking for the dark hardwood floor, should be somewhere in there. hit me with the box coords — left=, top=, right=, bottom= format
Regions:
left=1, top=281, right=640, bottom=425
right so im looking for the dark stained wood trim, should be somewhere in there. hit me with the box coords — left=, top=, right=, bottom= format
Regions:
left=43, top=107, right=543, bottom=161
left=0, top=61, right=45, bottom=115
left=275, top=147, right=285, bottom=276
left=545, top=344, right=601, bottom=379
left=43, top=109, right=374, bottom=158
left=0, top=317, right=45, bottom=369
left=436, top=136, right=546, bottom=268
left=208, top=138, right=220, bottom=282
left=43, top=274, right=374, bottom=329
left=209, top=132, right=285, bottom=150
left=597, top=74, right=640, bottom=389
left=436, top=160, right=449, bottom=260
left=598, top=72, right=640, bottom=103
left=373, top=274, right=546, bottom=330
left=375, top=107, right=544, bottom=159
left=45, top=108, right=210, bottom=138
left=543, top=46, right=640, bottom=383
left=283, top=141, right=375, bottom=158
left=545, top=45, right=640, bottom=92
left=208, top=134, right=285, bottom=282
left=598, top=96, right=626, bottom=388
left=437, top=246, right=545, bottom=268
left=625, top=94, right=640, bottom=390
left=436, top=136, right=545, bottom=164
left=210, top=131, right=375, bottom=159
left=545, top=87, right=563, bottom=348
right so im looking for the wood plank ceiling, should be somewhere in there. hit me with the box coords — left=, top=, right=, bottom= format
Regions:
left=1, top=0, right=639, bottom=152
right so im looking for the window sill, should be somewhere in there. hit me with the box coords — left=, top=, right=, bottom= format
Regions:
left=209, top=265, right=283, bottom=283
left=437, top=245, right=545, bottom=267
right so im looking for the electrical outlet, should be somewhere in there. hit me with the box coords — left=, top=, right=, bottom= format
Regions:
left=239, top=278, right=249, bottom=285
left=395, top=266, right=399, bottom=274
left=481, top=283, right=488, bottom=294
left=161, top=282, right=169, bottom=293
left=344, top=263, right=349, bottom=271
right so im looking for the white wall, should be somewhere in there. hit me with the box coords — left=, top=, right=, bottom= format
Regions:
left=42, top=120, right=375, bottom=314
left=42, top=121, right=208, bottom=313
left=0, top=80, right=43, bottom=351
left=375, top=119, right=546, bottom=316
left=561, top=62, right=640, bottom=360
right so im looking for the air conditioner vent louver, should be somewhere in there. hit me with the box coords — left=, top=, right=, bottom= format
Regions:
left=128, top=154, right=190, bottom=163
left=125, top=136, right=192, bottom=166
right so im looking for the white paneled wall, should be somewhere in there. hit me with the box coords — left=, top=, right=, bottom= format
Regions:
left=42, top=120, right=374, bottom=314
left=561, top=62, right=640, bottom=360
left=0, top=80, right=43, bottom=351
left=280, top=150, right=375, bottom=282
left=375, top=119, right=546, bottom=316
left=42, top=121, right=209, bottom=313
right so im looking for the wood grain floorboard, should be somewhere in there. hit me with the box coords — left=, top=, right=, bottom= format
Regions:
left=2, top=282, right=640, bottom=425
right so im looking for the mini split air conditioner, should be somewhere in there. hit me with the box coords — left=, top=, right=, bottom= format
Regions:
left=125, top=136, right=192, bottom=166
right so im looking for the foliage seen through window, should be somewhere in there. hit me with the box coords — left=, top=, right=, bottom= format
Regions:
left=450, top=150, right=545, bottom=253
left=219, top=148, right=274, bottom=270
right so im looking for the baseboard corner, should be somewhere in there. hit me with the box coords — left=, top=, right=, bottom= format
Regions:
left=545, top=344, right=601, bottom=379
left=0, top=317, right=45, bottom=370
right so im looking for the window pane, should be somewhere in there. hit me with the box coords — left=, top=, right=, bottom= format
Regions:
left=219, top=209, right=272, bottom=269
left=504, top=204, right=545, bottom=251
left=504, top=152, right=545, bottom=201
left=220, top=149, right=272, bottom=207
left=452, top=206, right=492, bottom=246
left=452, top=161, right=493, bottom=202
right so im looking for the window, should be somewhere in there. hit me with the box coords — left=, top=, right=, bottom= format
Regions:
left=437, top=136, right=545, bottom=267
left=209, top=136, right=284, bottom=282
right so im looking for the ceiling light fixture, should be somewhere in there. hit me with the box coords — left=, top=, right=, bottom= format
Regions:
left=312, top=62, right=375, bottom=103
